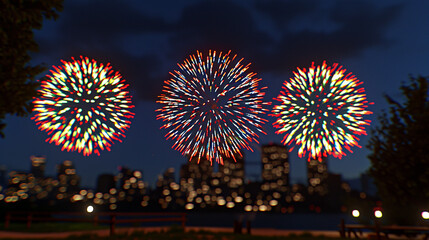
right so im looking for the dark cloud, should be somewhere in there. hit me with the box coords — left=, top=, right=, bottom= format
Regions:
left=67, top=49, right=165, bottom=101
left=33, top=0, right=402, bottom=102
left=35, top=1, right=170, bottom=101
left=255, top=0, right=402, bottom=71
left=168, top=0, right=402, bottom=75
left=169, top=0, right=273, bottom=67
left=57, top=1, right=170, bottom=46
left=255, top=0, right=319, bottom=29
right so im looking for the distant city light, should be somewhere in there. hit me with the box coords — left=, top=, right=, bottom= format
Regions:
left=185, top=203, right=194, bottom=210
left=226, top=202, right=235, bottom=208
left=422, top=211, right=429, bottom=220
left=1, top=145, right=376, bottom=214
left=259, top=205, right=268, bottom=212
left=217, top=199, right=226, bottom=206
left=244, top=205, right=252, bottom=212
left=374, top=210, right=382, bottom=218
left=86, top=205, right=94, bottom=213
left=269, top=199, right=278, bottom=206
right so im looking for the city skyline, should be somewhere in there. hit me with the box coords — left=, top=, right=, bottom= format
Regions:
left=2, top=144, right=362, bottom=191
left=0, top=0, right=429, bottom=188
left=1, top=144, right=367, bottom=214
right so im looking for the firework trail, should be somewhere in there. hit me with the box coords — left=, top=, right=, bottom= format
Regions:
left=157, top=50, right=269, bottom=164
left=33, top=56, right=134, bottom=156
left=272, top=61, right=372, bottom=161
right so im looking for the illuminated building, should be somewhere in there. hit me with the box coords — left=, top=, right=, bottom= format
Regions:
left=157, top=168, right=176, bottom=188
left=30, top=155, right=46, bottom=178
left=179, top=157, right=214, bottom=210
left=307, top=158, right=328, bottom=196
left=4, top=171, right=34, bottom=202
left=180, top=157, right=213, bottom=187
left=57, top=160, right=80, bottom=196
left=218, top=152, right=245, bottom=189
left=261, top=143, right=290, bottom=193
left=156, top=168, right=181, bottom=209
left=291, top=183, right=306, bottom=203
left=117, top=166, right=146, bottom=203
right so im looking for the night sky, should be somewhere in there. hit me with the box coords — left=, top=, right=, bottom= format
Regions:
left=1, top=0, right=428, bottom=188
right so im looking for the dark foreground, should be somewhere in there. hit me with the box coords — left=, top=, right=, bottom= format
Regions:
left=0, top=224, right=344, bottom=240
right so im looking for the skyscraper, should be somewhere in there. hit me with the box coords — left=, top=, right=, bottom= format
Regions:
left=5, top=171, right=33, bottom=202
left=307, top=158, right=328, bottom=196
left=30, top=155, right=46, bottom=178
left=156, top=168, right=180, bottom=209
left=179, top=157, right=213, bottom=186
left=116, top=166, right=146, bottom=203
left=261, top=143, right=290, bottom=193
left=218, top=152, right=245, bottom=189
left=57, top=160, right=80, bottom=196
left=157, top=168, right=176, bottom=188
left=179, top=157, right=214, bottom=210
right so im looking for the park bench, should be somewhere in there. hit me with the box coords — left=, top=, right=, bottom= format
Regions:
left=339, top=222, right=429, bottom=240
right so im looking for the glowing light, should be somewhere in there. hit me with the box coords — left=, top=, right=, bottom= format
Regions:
left=86, top=205, right=94, bottom=213
left=185, top=203, right=194, bottom=210
left=244, top=205, right=252, bottom=212
left=226, top=202, right=235, bottom=208
left=157, top=50, right=269, bottom=164
left=422, top=211, right=429, bottom=220
left=259, top=205, right=268, bottom=211
left=32, top=56, right=135, bottom=156
left=352, top=209, right=360, bottom=218
left=269, top=199, right=278, bottom=206
left=72, top=194, right=83, bottom=201
left=374, top=210, right=382, bottom=218
left=272, top=61, right=372, bottom=161
left=217, top=198, right=226, bottom=206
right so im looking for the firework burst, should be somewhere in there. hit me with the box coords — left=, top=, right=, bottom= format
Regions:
left=157, top=50, right=269, bottom=164
left=32, top=56, right=135, bottom=156
left=272, top=61, right=372, bottom=161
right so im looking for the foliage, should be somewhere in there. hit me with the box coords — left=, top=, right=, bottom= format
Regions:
left=367, top=76, right=429, bottom=224
left=0, top=0, right=63, bottom=137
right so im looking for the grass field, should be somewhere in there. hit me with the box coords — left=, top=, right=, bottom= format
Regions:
left=0, top=222, right=108, bottom=232
left=68, top=231, right=340, bottom=240
left=0, top=224, right=342, bottom=240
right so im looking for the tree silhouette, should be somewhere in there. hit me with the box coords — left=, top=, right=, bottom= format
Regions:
left=368, top=76, right=429, bottom=224
left=0, top=0, right=63, bottom=137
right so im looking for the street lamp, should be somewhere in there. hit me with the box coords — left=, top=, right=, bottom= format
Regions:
left=352, top=209, right=360, bottom=218
left=422, top=211, right=429, bottom=220
left=86, top=205, right=94, bottom=213
left=374, top=210, right=382, bottom=219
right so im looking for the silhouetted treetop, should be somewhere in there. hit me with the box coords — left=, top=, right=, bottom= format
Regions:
left=0, top=0, right=63, bottom=137
left=368, top=76, right=429, bottom=225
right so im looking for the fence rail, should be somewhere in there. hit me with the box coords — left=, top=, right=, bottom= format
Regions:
left=339, top=219, right=429, bottom=240
left=4, top=211, right=186, bottom=235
